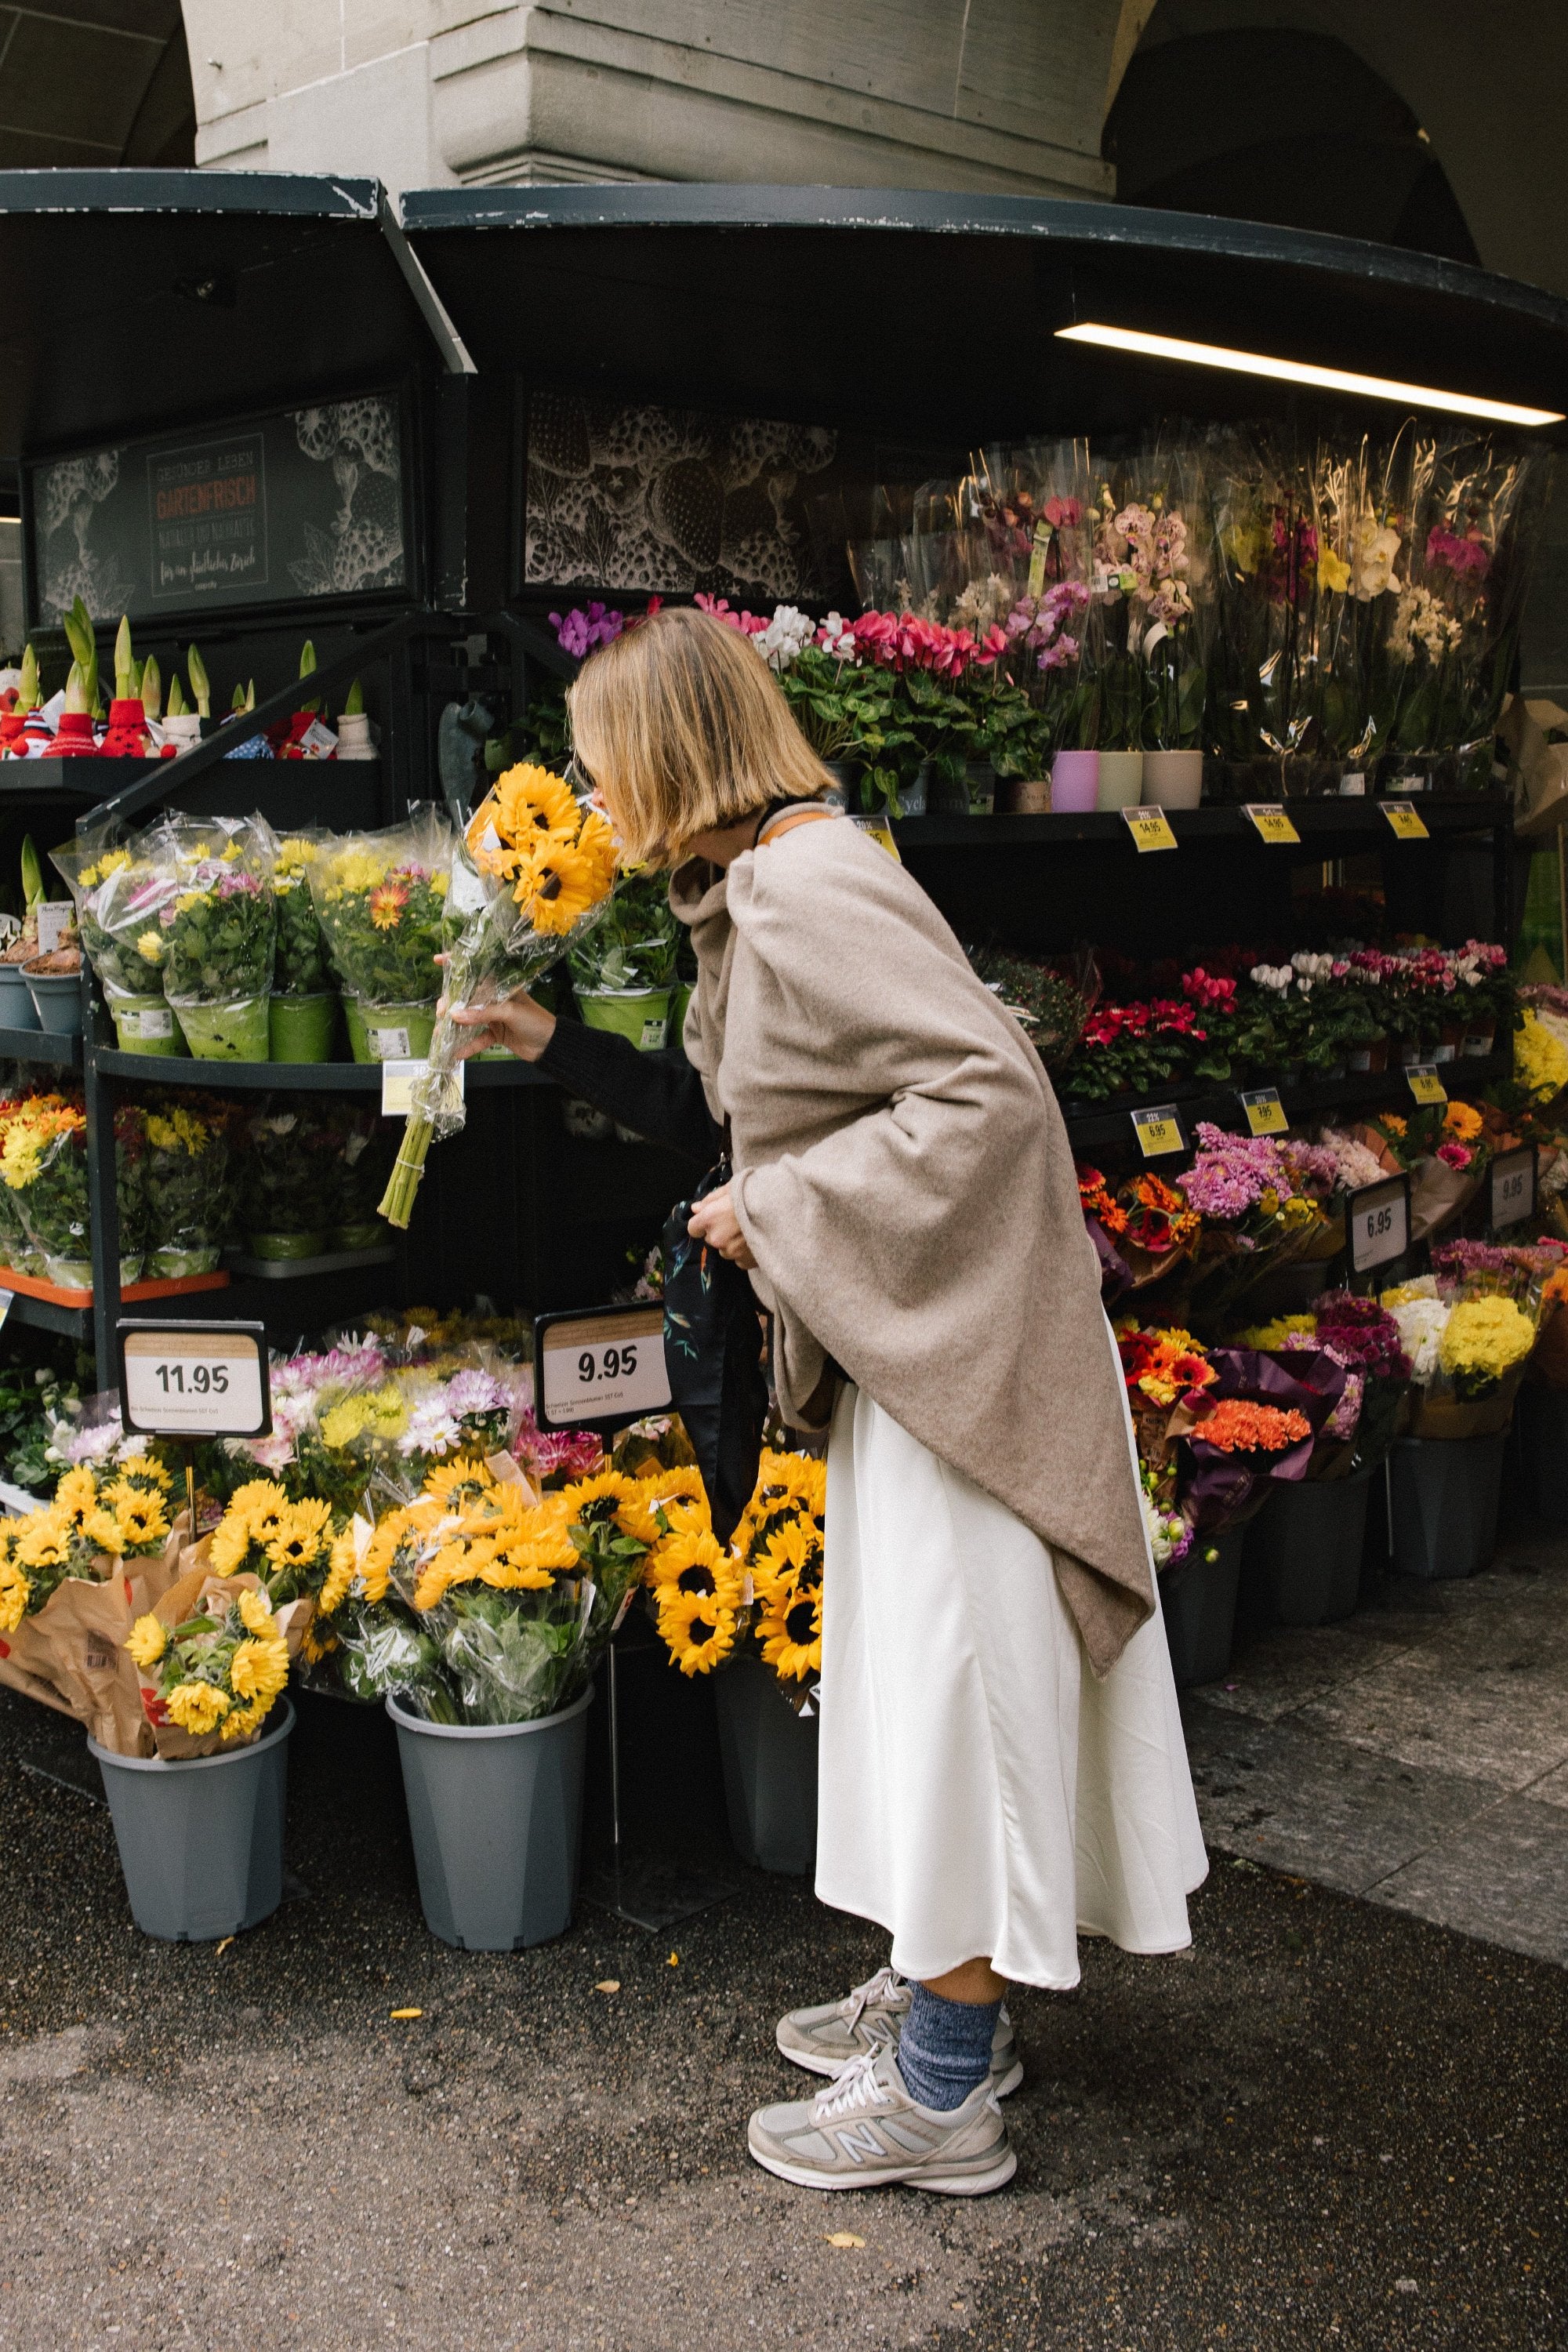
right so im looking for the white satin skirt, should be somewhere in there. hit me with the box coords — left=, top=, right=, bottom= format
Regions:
left=815, top=1361, right=1207, bottom=1988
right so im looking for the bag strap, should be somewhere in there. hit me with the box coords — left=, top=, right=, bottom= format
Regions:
left=758, top=806, right=840, bottom=848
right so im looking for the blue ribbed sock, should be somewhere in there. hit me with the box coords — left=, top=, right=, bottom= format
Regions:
left=895, top=1984, right=1000, bottom=2111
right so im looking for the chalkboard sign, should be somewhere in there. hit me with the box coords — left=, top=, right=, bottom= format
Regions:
left=25, top=390, right=408, bottom=626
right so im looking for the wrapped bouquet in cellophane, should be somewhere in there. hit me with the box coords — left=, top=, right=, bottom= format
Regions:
left=378, top=766, right=620, bottom=1228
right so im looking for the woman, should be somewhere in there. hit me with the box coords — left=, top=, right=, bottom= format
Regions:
left=452, top=607, right=1206, bottom=2198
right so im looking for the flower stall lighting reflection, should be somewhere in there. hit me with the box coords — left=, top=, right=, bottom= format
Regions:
left=1054, top=324, right=1564, bottom=429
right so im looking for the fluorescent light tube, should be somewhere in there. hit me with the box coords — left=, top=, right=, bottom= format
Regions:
left=1054, top=322, right=1563, bottom=427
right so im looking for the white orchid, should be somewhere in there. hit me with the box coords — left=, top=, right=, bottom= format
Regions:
left=1352, top=509, right=1403, bottom=600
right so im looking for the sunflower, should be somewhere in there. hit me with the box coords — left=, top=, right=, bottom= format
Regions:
left=494, top=764, right=579, bottom=847
left=227, top=1479, right=289, bottom=1538
left=125, top=1613, right=168, bottom=1670
left=658, top=1586, right=739, bottom=1677
left=82, top=1507, right=125, bottom=1560
left=112, top=1491, right=170, bottom=1552
left=0, top=1555, right=31, bottom=1634
left=576, top=809, right=619, bottom=895
left=15, top=1512, right=70, bottom=1570
left=317, top=1530, right=360, bottom=1616
left=644, top=1526, right=742, bottom=1607
left=755, top=1512, right=824, bottom=1599
left=237, top=1584, right=277, bottom=1638
left=229, top=1633, right=289, bottom=1709
left=207, top=1515, right=256, bottom=1577
left=423, top=1456, right=495, bottom=1509
left=165, top=1681, right=230, bottom=1735
left=756, top=1580, right=822, bottom=1682
left=111, top=1454, right=172, bottom=1494
left=265, top=1496, right=334, bottom=1574
left=54, top=1466, right=100, bottom=1526
left=559, top=1468, right=647, bottom=1537
left=510, top=837, right=604, bottom=935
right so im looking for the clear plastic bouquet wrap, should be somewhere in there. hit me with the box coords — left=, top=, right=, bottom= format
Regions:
left=94, top=815, right=277, bottom=1061
left=270, top=833, right=333, bottom=993
left=320, top=1098, right=396, bottom=1249
left=379, top=766, right=619, bottom=1228
left=307, top=808, right=453, bottom=1060
left=51, top=831, right=170, bottom=1004
left=142, top=1096, right=232, bottom=1277
left=238, top=1097, right=340, bottom=1254
left=5, top=1098, right=147, bottom=1288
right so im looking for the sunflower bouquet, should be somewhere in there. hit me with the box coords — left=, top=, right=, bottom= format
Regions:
left=143, top=1097, right=231, bottom=1277
left=126, top=1574, right=296, bottom=1759
left=96, top=815, right=277, bottom=1062
left=0, top=1453, right=184, bottom=1755
left=378, top=766, right=619, bottom=1229
left=644, top=1449, right=827, bottom=1704
left=308, top=809, right=453, bottom=1059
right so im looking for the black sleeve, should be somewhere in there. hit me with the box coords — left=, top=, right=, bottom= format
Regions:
left=537, top=1018, right=724, bottom=1164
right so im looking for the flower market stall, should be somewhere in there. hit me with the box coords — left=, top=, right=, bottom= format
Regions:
left=3, top=173, right=1568, bottom=1940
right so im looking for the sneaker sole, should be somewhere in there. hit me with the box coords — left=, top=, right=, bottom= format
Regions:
left=778, top=2025, right=1024, bottom=2102
left=748, top=2134, right=1018, bottom=2198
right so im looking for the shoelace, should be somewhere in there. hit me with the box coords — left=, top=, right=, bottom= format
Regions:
left=840, top=1965, right=908, bottom=2031
left=813, top=2050, right=888, bottom=2122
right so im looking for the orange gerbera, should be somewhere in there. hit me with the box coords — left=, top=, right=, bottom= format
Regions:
left=368, top=883, right=408, bottom=929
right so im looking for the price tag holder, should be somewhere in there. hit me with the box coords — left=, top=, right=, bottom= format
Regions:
left=1121, top=806, right=1178, bottom=853
left=381, top=1058, right=463, bottom=1117
left=1381, top=804, right=1430, bottom=840
left=0, top=1290, right=12, bottom=1333
left=1131, top=1103, right=1185, bottom=1158
left=1490, top=1143, right=1537, bottom=1231
left=1238, top=1085, right=1289, bottom=1137
left=534, top=1302, right=670, bottom=1432
left=1406, top=1062, right=1448, bottom=1106
left=1241, top=804, right=1301, bottom=846
left=118, top=1321, right=270, bottom=1439
left=1347, top=1174, right=1410, bottom=1276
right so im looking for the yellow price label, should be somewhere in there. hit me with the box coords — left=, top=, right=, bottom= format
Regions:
left=1239, top=1086, right=1289, bottom=1136
left=1406, top=1063, right=1448, bottom=1105
left=1242, top=803, right=1301, bottom=845
left=850, top=817, right=902, bottom=861
left=1121, top=807, right=1178, bottom=853
left=1131, top=1104, right=1185, bottom=1158
left=1381, top=804, right=1430, bottom=840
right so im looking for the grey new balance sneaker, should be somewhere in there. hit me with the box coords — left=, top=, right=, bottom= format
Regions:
left=776, top=1965, right=1023, bottom=2097
left=748, top=2046, right=1016, bottom=2195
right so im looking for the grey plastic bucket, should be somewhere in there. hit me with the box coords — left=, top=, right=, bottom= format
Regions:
left=0, top=963, right=41, bottom=1031
left=387, top=1684, right=592, bottom=1949
left=1160, top=1530, right=1243, bottom=1689
left=1515, top=1385, right=1568, bottom=1527
left=1248, top=1469, right=1373, bottom=1627
left=1388, top=1433, right=1506, bottom=1580
left=88, top=1698, right=292, bottom=1942
left=713, top=1655, right=818, bottom=1874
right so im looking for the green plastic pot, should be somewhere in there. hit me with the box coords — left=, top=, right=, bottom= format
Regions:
left=247, top=1230, right=332, bottom=1261
left=148, top=1246, right=221, bottom=1279
left=268, top=993, right=337, bottom=1063
left=173, top=996, right=270, bottom=1062
left=328, top=1221, right=386, bottom=1252
left=577, top=987, right=671, bottom=1053
left=343, top=998, right=437, bottom=1065
left=109, top=991, right=186, bottom=1058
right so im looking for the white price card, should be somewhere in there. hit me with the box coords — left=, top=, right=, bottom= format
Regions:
left=0, top=1290, right=12, bottom=1333
left=1490, top=1144, right=1537, bottom=1232
left=119, top=1322, right=270, bottom=1439
left=1347, top=1176, right=1410, bottom=1276
left=36, top=902, right=73, bottom=952
left=535, top=1305, right=670, bottom=1430
left=381, top=1058, right=463, bottom=1117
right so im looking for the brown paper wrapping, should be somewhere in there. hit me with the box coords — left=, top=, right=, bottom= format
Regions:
left=1408, top=1363, right=1525, bottom=1441
left=136, top=1568, right=309, bottom=1761
left=1531, top=1301, right=1568, bottom=1392
left=0, top=1518, right=189, bottom=1759
left=1409, top=1157, right=1482, bottom=1244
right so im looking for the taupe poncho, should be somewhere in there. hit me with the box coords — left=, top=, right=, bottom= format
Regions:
left=672, top=815, right=1155, bottom=1676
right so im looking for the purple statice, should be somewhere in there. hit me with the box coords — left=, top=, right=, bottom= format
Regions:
left=550, top=603, right=626, bottom=659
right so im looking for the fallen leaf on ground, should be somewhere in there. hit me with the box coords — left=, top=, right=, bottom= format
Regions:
left=666, top=1952, right=679, bottom=1967
left=824, top=2233, right=865, bottom=2250
left=390, top=2007, right=423, bottom=2020
left=214, top=1937, right=234, bottom=1957
left=595, top=1980, right=621, bottom=1994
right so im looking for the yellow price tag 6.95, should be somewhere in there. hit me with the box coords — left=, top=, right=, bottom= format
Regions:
left=1238, top=1086, right=1289, bottom=1136
left=1406, top=1062, right=1448, bottom=1106
left=1242, top=804, right=1301, bottom=845
left=1121, top=806, right=1178, bottom=853
left=1131, top=1103, right=1185, bottom=1158
left=1382, top=803, right=1430, bottom=840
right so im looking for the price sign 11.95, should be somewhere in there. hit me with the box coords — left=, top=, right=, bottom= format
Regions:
left=535, top=1304, right=671, bottom=1431
left=1347, top=1175, right=1410, bottom=1276
left=118, top=1322, right=270, bottom=1439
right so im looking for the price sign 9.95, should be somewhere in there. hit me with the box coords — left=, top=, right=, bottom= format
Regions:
left=118, top=1322, right=270, bottom=1439
left=535, top=1304, right=670, bottom=1431
left=1347, top=1175, right=1410, bottom=1276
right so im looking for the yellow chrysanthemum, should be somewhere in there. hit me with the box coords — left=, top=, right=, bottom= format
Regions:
left=125, top=1613, right=168, bottom=1670
left=755, top=1580, right=822, bottom=1683
left=493, top=764, right=579, bottom=848
left=658, top=1586, right=738, bottom=1677
left=0, top=1556, right=31, bottom=1634
left=165, top=1681, right=230, bottom=1734
left=229, top=1634, right=289, bottom=1708
left=238, top=1584, right=276, bottom=1638
left=274, top=838, right=320, bottom=875
left=508, top=836, right=604, bottom=935
left=330, top=849, right=390, bottom=895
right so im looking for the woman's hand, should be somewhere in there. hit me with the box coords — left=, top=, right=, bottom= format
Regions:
left=688, top=1183, right=757, bottom=1269
left=440, top=960, right=557, bottom=1064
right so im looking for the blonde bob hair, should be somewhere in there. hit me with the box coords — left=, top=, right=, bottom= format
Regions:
left=567, top=605, right=833, bottom=865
